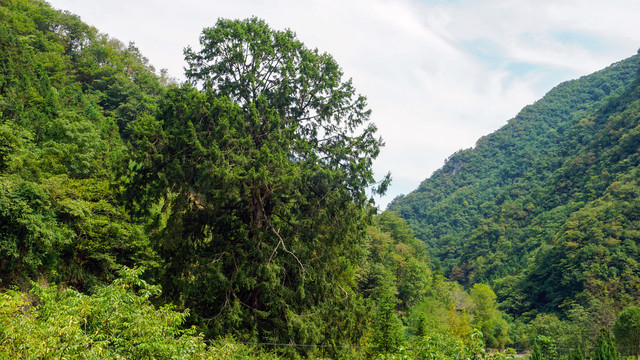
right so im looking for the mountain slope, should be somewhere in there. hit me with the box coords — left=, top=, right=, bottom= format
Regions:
left=0, top=0, right=165, bottom=288
left=389, top=53, right=640, bottom=317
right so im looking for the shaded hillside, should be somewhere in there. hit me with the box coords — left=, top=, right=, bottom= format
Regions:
left=0, top=0, right=166, bottom=289
left=389, top=53, right=640, bottom=317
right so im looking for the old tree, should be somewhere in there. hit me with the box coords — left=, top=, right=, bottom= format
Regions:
left=127, top=17, right=389, bottom=346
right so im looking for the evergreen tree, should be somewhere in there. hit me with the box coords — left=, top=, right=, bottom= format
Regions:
left=613, top=306, right=640, bottom=359
left=593, top=329, right=621, bottom=360
left=127, top=17, right=389, bottom=350
left=372, top=292, right=405, bottom=354
left=530, top=335, right=557, bottom=360
left=568, top=346, right=585, bottom=360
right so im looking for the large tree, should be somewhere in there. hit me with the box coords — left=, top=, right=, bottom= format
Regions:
left=128, top=17, right=388, bottom=349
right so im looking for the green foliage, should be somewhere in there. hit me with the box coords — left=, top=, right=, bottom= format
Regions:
left=0, top=267, right=208, bottom=359
left=9, top=1, right=640, bottom=358
left=470, top=284, right=510, bottom=348
left=593, top=330, right=621, bottom=360
left=204, top=337, right=285, bottom=360
left=126, top=17, right=388, bottom=353
left=371, top=292, right=406, bottom=355
left=408, top=330, right=515, bottom=360
left=567, top=347, right=586, bottom=360
left=613, top=305, right=640, bottom=358
left=0, top=0, right=161, bottom=288
left=0, top=176, right=72, bottom=284
left=0, top=268, right=291, bottom=359
left=411, top=297, right=455, bottom=339
left=530, top=335, right=557, bottom=360
left=359, top=211, right=433, bottom=310
left=390, top=53, right=640, bottom=321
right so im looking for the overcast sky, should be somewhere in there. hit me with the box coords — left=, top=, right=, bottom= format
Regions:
left=47, top=0, right=640, bottom=208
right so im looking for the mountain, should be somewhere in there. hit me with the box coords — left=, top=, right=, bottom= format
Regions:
left=389, top=53, right=640, bottom=318
left=7, top=0, right=640, bottom=357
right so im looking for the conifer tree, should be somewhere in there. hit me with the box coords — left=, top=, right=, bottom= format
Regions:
left=593, top=329, right=621, bottom=360
left=128, top=17, right=389, bottom=349
left=372, top=292, right=405, bottom=354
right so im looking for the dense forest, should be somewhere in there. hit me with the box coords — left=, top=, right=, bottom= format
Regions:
left=1, top=0, right=640, bottom=359
left=390, top=40, right=640, bottom=358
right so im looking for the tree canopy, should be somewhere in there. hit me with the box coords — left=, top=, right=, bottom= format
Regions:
left=126, top=17, right=389, bottom=349
left=613, top=306, right=640, bottom=359
left=6, top=1, right=640, bottom=358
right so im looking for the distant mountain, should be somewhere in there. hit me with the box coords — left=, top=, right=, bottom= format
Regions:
left=389, top=53, right=640, bottom=318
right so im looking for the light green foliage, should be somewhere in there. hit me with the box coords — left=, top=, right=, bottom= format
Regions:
left=204, top=337, right=284, bottom=360
left=449, top=303, right=474, bottom=341
left=377, top=212, right=432, bottom=308
left=0, top=268, right=288, bottom=359
left=470, top=284, right=510, bottom=348
left=359, top=211, right=433, bottom=309
left=528, top=313, right=567, bottom=345
left=371, top=292, right=406, bottom=355
left=406, top=330, right=515, bottom=360
left=613, top=305, right=640, bottom=359
left=530, top=335, right=557, bottom=360
left=567, top=347, right=586, bottom=360
left=593, top=330, right=621, bottom=360
left=522, top=301, right=629, bottom=358
left=411, top=297, right=452, bottom=338
left=0, top=267, right=208, bottom=359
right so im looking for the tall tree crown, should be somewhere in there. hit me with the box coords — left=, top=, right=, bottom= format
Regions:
left=184, top=17, right=389, bottom=202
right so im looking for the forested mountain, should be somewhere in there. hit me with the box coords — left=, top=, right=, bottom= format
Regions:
left=5, top=0, right=640, bottom=358
left=390, top=52, right=640, bottom=321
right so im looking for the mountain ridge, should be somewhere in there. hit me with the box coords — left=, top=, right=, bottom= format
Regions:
left=389, top=53, right=640, bottom=318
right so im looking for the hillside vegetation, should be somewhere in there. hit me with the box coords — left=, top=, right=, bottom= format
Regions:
left=390, top=46, right=640, bottom=353
left=4, top=0, right=640, bottom=358
left=0, top=1, right=519, bottom=359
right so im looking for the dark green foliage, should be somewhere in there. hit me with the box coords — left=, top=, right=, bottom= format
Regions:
left=1, top=3, right=439, bottom=357
left=9, top=0, right=640, bottom=358
left=127, top=18, right=388, bottom=353
left=0, top=176, right=72, bottom=283
left=389, top=54, right=640, bottom=319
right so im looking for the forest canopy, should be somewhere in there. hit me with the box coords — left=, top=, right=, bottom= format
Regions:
left=3, top=0, right=640, bottom=359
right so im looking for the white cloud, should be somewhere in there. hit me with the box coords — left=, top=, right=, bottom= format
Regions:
left=46, top=0, right=640, bottom=209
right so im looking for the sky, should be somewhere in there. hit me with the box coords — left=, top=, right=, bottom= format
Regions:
left=47, top=0, right=640, bottom=208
